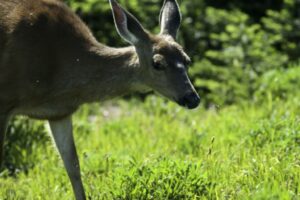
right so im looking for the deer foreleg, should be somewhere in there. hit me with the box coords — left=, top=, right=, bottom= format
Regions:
left=49, top=116, right=86, bottom=200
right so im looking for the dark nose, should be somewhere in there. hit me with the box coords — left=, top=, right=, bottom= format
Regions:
left=178, top=92, right=200, bottom=109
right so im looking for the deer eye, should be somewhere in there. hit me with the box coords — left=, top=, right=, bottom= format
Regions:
left=152, top=61, right=165, bottom=71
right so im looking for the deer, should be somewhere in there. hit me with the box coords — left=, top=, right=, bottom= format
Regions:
left=0, top=0, right=200, bottom=199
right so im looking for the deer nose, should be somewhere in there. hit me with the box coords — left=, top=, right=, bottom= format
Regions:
left=178, top=92, right=200, bottom=109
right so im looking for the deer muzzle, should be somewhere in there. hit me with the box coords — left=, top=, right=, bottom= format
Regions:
left=177, top=92, right=200, bottom=109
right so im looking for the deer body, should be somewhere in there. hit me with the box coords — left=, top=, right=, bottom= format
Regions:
left=0, top=0, right=140, bottom=120
left=0, top=0, right=200, bottom=199
left=8, top=45, right=138, bottom=120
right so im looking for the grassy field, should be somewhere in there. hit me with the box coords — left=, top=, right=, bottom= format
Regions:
left=0, top=94, right=299, bottom=199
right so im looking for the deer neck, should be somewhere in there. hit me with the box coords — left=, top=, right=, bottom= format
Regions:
left=62, top=43, right=142, bottom=103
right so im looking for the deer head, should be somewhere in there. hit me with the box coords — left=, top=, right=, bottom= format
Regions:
left=110, top=0, right=200, bottom=109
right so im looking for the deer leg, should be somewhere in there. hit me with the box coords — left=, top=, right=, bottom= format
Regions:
left=49, top=116, right=86, bottom=200
left=0, top=114, right=8, bottom=170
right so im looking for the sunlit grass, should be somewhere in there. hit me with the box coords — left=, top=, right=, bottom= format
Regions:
left=0, top=95, right=299, bottom=199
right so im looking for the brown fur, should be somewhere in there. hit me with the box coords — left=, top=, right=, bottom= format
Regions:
left=0, top=0, right=139, bottom=119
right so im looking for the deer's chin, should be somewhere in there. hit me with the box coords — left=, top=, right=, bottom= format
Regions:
left=177, top=102, right=199, bottom=110
left=176, top=100, right=196, bottom=109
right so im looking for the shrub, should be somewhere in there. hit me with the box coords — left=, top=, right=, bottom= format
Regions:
left=3, top=118, right=49, bottom=176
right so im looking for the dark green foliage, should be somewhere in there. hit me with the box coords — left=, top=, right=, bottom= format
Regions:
left=262, top=0, right=300, bottom=61
left=3, top=118, right=49, bottom=176
left=190, top=8, right=289, bottom=105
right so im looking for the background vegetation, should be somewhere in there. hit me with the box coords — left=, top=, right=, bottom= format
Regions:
left=0, top=0, right=299, bottom=199
left=64, top=0, right=300, bottom=105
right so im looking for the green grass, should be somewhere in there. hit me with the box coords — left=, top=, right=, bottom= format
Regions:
left=0, top=95, right=299, bottom=200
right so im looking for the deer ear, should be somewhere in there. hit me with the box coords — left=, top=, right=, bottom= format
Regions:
left=159, top=0, right=182, bottom=39
left=109, top=0, right=149, bottom=45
